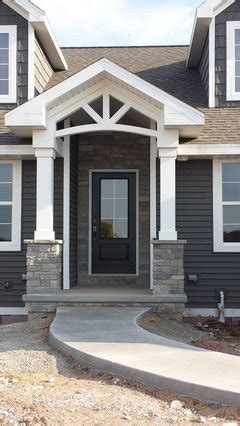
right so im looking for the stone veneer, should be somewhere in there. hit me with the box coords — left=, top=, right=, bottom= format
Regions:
left=151, top=240, right=187, bottom=314
left=77, top=132, right=150, bottom=287
left=25, top=240, right=63, bottom=295
left=24, top=240, right=63, bottom=320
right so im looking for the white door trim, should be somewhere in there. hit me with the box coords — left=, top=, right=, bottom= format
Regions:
left=88, top=169, right=139, bottom=277
left=63, top=120, right=71, bottom=290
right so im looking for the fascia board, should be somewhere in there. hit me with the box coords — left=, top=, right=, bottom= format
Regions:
left=5, top=58, right=204, bottom=131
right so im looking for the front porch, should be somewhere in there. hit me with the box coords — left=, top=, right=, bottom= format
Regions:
left=5, top=58, right=205, bottom=318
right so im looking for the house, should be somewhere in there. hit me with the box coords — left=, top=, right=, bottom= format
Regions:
left=0, top=0, right=240, bottom=321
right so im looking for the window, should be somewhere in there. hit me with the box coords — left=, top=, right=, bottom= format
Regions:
left=213, top=160, right=240, bottom=252
left=226, top=21, right=240, bottom=101
left=0, top=161, right=21, bottom=251
left=0, top=26, right=17, bottom=103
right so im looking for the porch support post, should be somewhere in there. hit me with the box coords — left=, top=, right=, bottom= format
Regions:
left=34, top=148, right=56, bottom=241
left=158, top=149, right=177, bottom=240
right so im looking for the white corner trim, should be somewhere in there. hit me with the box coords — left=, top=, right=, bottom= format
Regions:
left=150, top=127, right=157, bottom=290
left=0, top=160, right=22, bottom=252
left=213, top=159, right=240, bottom=253
left=63, top=119, right=70, bottom=290
left=209, top=17, right=215, bottom=108
left=0, top=26, right=17, bottom=104
left=0, top=307, right=27, bottom=315
left=226, top=21, right=240, bottom=101
left=28, top=22, right=35, bottom=100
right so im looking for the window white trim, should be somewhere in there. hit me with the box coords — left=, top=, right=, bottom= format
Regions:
left=0, top=26, right=17, bottom=104
left=213, top=159, right=240, bottom=252
left=0, top=160, right=22, bottom=251
left=226, top=21, right=240, bottom=101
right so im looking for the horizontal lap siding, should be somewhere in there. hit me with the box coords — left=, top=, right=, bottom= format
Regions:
left=0, top=161, right=35, bottom=307
left=70, top=139, right=78, bottom=288
left=176, top=160, right=240, bottom=308
left=0, top=159, right=63, bottom=307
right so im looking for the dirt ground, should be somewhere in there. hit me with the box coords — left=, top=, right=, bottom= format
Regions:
left=0, top=319, right=240, bottom=425
left=140, top=314, right=240, bottom=357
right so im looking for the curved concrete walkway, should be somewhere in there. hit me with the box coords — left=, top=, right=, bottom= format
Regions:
left=49, top=307, right=240, bottom=406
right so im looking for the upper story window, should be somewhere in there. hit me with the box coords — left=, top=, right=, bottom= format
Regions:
left=0, top=26, right=17, bottom=104
left=0, top=161, right=21, bottom=251
left=226, top=21, right=240, bottom=101
left=213, top=160, right=240, bottom=252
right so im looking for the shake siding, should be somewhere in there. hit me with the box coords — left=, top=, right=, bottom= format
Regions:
left=215, top=0, right=240, bottom=106
left=0, top=159, right=63, bottom=307
left=176, top=160, right=240, bottom=308
left=34, top=37, right=53, bottom=94
left=0, top=1, right=28, bottom=107
left=199, top=35, right=209, bottom=95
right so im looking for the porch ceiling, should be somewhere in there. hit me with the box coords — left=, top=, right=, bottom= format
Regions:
left=5, top=58, right=205, bottom=139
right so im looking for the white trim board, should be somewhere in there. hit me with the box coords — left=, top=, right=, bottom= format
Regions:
left=5, top=58, right=204, bottom=139
left=226, top=21, right=240, bottom=101
left=63, top=119, right=70, bottom=290
left=178, top=144, right=240, bottom=157
left=184, top=308, right=240, bottom=318
left=88, top=169, right=139, bottom=277
left=0, top=26, right=17, bottom=104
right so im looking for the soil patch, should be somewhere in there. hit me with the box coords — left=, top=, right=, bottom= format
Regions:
left=0, top=320, right=240, bottom=424
left=140, top=314, right=240, bottom=357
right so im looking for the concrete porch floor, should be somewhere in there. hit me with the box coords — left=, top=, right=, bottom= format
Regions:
left=23, top=285, right=187, bottom=306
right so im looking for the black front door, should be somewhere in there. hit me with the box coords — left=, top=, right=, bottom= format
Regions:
left=92, top=172, right=137, bottom=274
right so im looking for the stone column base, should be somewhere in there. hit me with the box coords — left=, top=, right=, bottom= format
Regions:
left=151, top=240, right=187, bottom=315
left=24, top=240, right=63, bottom=318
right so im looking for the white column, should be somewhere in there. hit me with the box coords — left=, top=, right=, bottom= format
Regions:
left=63, top=119, right=71, bottom=290
left=34, top=148, right=56, bottom=241
left=150, top=127, right=157, bottom=289
left=158, top=149, right=177, bottom=241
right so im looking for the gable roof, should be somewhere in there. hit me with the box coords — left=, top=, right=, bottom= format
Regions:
left=3, top=0, right=67, bottom=70
left=5, top=57, right=205, bottom=138
left=47, top=46, right=208, bottom=109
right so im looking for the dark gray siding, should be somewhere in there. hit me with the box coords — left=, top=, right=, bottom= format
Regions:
left=199, top=34, right=209, bottom=95
left=176, top=159, right=240, bottom=308
left=0, top=161, right=35, bottom=307
left=215, top=0, right=240, bottom=107
left=0, top=159, right=63, bottom=307
left=70, top=138, right=78, bottom=288
left=0, top=1, right=28, bottom=107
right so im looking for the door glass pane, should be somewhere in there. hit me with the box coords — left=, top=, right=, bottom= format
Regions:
left=100, top=178, right=128, bottom=239
left=236, top=29, right=240, bottom=44
left=115, top=219, right=128, bottom=239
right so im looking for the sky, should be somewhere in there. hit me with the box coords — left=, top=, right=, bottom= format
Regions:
left=34, top=0, right=202, bottom=47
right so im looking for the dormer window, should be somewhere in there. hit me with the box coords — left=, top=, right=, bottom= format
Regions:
left=0, top=26, right=17, bottom=104
left=226, top=21, right=240, bottom=101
